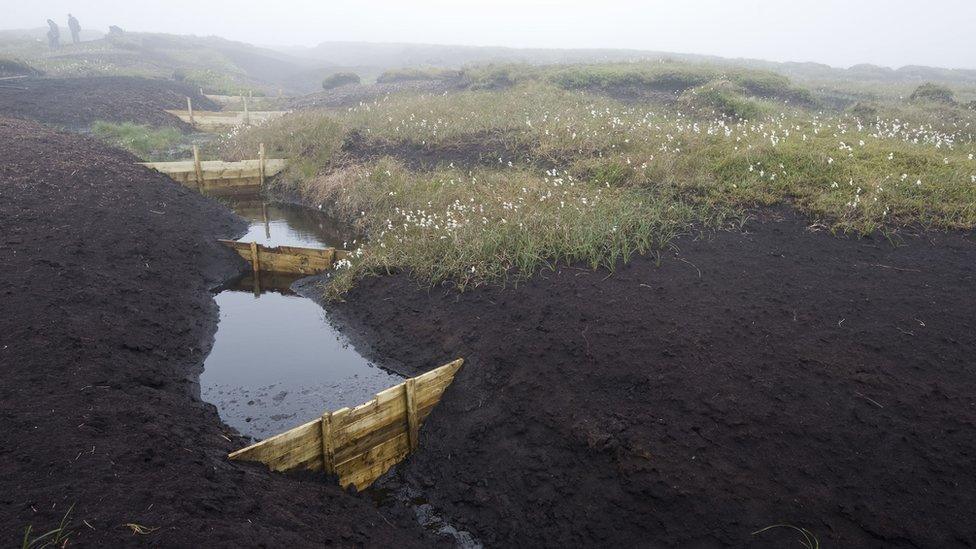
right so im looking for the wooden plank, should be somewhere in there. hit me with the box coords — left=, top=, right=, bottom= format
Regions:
left=347, top=454, right=408, bottom=491
left=228, top=417, right=321, bottom=470
left=334, top=413, right=407, bottom=464
left=335, top=432, right=411, bottom=490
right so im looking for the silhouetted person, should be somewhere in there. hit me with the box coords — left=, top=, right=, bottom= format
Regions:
left=67, top=14, right=80, bottom=44
left=46, top=19, right=60, bottom=50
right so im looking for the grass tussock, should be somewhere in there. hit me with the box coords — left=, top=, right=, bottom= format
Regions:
left=228, top=71, right=976, bottom=295
left=322, top=72, right=361, bottom=89
left=21, top=504, right=74, bottom=549
left=91, top=121, right=182, bottom=160
left=316, top=160, right=714, bottom=297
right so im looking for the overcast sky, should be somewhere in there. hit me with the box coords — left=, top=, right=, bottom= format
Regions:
left=7, top=0, right=975, bottom=69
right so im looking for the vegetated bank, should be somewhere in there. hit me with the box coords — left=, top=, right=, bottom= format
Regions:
left=0, top=116, right=435, bottom=547
left=224, top=65, right=976, bottom=295
left=223, top=61, right=976, bottom=546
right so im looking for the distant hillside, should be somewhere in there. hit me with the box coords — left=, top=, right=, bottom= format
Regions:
left=0, top=31, right=321, bottom=94
left=288, top=41, right=976, bottom=99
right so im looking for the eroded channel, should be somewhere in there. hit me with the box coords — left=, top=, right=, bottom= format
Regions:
left=202, top=198, right=401, bottom=440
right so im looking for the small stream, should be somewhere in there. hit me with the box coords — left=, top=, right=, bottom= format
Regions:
left=201, top=198, right=401, bottom=440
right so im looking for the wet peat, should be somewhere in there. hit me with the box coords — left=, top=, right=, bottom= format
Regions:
left=0, top=117, right=434, bottom=546
left=326, top=210, right=976, bottom=547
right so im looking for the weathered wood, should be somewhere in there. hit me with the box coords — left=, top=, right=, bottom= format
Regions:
left=186, top=96, right=194, bottom=125
left=335, top=432, right=411, bottom=490
left=140, top=158, right=287, bottom=193
left=228, top=359, right=464, bottom=490
left=405, top=377, right=420, bottom=451
left=218, top=240, right=339, bottom=275
left=191, top=145, right=203, bottom=186
left=164, top=109, right=288, bottom=132
left=320, top=411, right=336, bottom=474
left=249, top=241, right=260, bottom=273
left=228, top=417, right=322, bottom=472
left=258, top=143, right=266, bottom=186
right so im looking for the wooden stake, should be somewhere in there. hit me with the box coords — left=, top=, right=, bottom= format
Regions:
left=249, top=241, right=260, bottom=273
left=242, top=95, right=250, bottom=126
left=186, top=96, right=194, bottom=125
left=191, top=144, right=203, bottom=187
left=320, top=412, right=336, bottom=474
left=404, top=378, right=420, bottom=451
left=258, top=143, right=266, bottom=186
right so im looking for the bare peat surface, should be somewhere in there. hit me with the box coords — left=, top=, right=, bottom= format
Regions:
left=325, top=211, right=976, bottom=548
left=0, top=117, right=434, bottom=547
left=0, top=76, right=215, bottom=130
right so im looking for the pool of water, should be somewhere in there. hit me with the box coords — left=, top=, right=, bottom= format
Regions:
left=201, top=198, right=399, bottom=440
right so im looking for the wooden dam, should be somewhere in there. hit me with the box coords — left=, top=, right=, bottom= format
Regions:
left=218, top=239, right=463, bottom=490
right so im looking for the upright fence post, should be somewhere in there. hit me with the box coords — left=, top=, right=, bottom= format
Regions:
left=191, top=144, right=203, bottom=188
left=186, top=96, right=194, bottom=125
left=320, top=411, right=336, bottom=475
left=258, top=142, right=266, bottom=186
left=405, top=378, right=420, bottom=451
left=243, top=94, right=250, bottom=126
left=249, top=241, right=260, bottom=273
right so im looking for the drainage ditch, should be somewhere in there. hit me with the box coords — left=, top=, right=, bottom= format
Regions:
left=200, top=197, right=399, bottom=441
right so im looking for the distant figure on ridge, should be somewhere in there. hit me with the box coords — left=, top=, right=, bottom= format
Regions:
left=46, top=19, right=60, bottom=50
left=67, top=14, right=81, bottom=44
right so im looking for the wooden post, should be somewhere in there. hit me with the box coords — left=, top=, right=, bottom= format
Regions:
left=320, top=412, right=336, bottom=475
left=404, top=378, right=420, bottom=451
left=191, top=144, right=203, bottom=187
left=258, top=143, right=266, bottom=186
left=262, top=202, right=270, bottom=239
left=242, top=95, right=250, bottom=126
left=249, top=241, right=260, bottom=273
left=186, top=96, right=194, bottom=125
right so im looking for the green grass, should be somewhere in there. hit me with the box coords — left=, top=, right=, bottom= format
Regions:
left=227, top=69, right=976, bottom=295
left=21, top=504, right=74, bottom=549
left=91, top=121, right=182, bottom=160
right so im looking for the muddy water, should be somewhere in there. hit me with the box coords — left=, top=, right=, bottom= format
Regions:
left=201, top=199, right=399, bottom=440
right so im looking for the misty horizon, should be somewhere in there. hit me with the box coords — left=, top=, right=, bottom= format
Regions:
left=5, top=0, right=976, bottom=71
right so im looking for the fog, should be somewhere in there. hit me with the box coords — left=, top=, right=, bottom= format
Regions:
left=7, top=0, right=976, bottom=69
